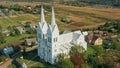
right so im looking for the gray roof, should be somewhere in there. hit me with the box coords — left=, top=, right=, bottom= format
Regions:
left=63, top=30, right=71, bottom=34
left=25, top=38, right=37, bottom=44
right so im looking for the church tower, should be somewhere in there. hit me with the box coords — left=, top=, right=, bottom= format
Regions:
left=47, top=7, right=60, bottom=64
left=37, top=5, right=48, bottom=60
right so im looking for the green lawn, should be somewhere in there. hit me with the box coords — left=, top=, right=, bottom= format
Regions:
left=17, top=50, right=56, bottom=68
left=5, top=34, right=36, bottom=44
left=8, top=64, right=16, bottom=68
left=0, top=34, right=36, bottom=48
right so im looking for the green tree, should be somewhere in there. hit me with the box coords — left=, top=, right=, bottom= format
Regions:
left=103, top=50, right=120, bottom=68
left=0, top=33, right=6, bottom=44
left=0, top=58, right=2, bottom=62
left=83, top=46, right=96, bottom=60
left=93, top=45, right=105, bottom=56
left=13, top=46, right=21, bottom=52
left=14, top=29, right=20, bottom=35
left=69, top=45, right=85, bottom=56
left=31, top=42, right=36, bottom=47
left=0, top=26, right=2, bottom=31
left=57, top=53, right=74, bottom=68
left=111, top=40, right=120, bottom=50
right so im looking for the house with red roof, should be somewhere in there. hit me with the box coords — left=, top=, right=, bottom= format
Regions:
left=87, top=34, right=103, bottom=46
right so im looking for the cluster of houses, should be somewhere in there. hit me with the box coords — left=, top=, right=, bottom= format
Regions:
left=0, top=23, right=36, bottom=37
left=0, top=7, right=25, bottom=17
left=86, top=30, right=109, bottom=46
left=0, top=23, right=38, bottom=56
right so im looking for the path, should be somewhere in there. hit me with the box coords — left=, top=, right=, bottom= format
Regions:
left=0, top=59, right=12, bottom=68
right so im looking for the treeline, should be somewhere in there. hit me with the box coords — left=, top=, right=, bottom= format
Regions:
left=77, top=0, right=120, bottom=7
left=1, top=0, right=120, bottom=7
left=0, top=0, right=54, bottom=2
left=59, top=0, right=120, bottom=7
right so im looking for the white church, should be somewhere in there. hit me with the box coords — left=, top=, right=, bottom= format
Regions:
left=37, top=5, right=88, bottom=64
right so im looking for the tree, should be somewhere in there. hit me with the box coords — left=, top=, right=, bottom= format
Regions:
left=0, top=26, right=2, bottom=31
left=57, top=53, right=74, bottom=68
left=13, top=46, right=21, bottom=52
left=31, top=42, right=35, bottom=47
left=93, top=45, right=105, bottom=56
left=0, top=33, right=6, bottom=44
left=83, top=46, right=96, bottom=60
left=0, top=58, right=2, bottom=62
left=69, top=45, right=85, bottom=56
left=71, top=53, right=84, bottom=68
left=14, top=29, right=20, bottom=35
left=102, top=50, right=120, bottom=68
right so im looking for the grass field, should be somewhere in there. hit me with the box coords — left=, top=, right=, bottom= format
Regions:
left=0, top=34, right=36, bottom=48
left=0, top=14, right=39, bottom=28
left=0, top=2, right=120, bottom=32
left=17, top=50, right=56, bottom=68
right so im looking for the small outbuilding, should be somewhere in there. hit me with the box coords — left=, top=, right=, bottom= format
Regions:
left=24, top=38, right=37, bottom=46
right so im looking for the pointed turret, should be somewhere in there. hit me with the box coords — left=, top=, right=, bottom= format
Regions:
left=37, top=5, right=48, bottom=40
left=50, top=7, right=56, bottom=27
left=40, top=5, right=45, bottom=25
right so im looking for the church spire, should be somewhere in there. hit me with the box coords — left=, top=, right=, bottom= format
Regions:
left=40, top=5, right=45, bottom=24
left=50, top=7, right=56, bottom=27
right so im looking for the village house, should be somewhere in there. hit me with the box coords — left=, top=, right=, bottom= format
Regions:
left=24, top=38, right=37, bottom=46
left=2, top=29, right=11, bottom=36
left=0, top=9, right=5, bottom=17
left=18, top=11, right=24, bottom=14
left=8, top=10, right=16, bottom=16
left=94, top=30, right=109, bottom=36
left=0, top=46, right=14, bottom=56
left=117, top=38, right=120, bottom=42
left=15, top=26, right=25, bottom=34
left=25, top=22, right=36, bottom=29
left=87, top=34, right=103, bottom=46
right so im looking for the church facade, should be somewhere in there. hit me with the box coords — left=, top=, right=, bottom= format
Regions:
left=37, top=6, right=88, bottom=64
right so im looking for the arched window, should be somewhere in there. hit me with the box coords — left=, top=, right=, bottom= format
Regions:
left=54, top=38, right=56, bottom=42
left=43, top=34, right=45, bottom=39
left=43, top=34, right=47, bottom=39
left=56, top=37, right=57, bottom=42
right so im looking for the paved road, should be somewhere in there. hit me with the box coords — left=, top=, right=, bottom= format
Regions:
left=0, top=59, right=12, bottom=68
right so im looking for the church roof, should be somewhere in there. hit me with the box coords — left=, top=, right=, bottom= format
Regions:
left=63, top=30, right=71, bottom=34
left=59, top=32, right=73, bottom=44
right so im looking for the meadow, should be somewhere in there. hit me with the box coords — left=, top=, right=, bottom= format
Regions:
left=0, top=2, right=120, bottom=32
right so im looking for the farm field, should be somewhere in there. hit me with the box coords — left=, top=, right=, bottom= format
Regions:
left=0, top=2, right=120, bottom=32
